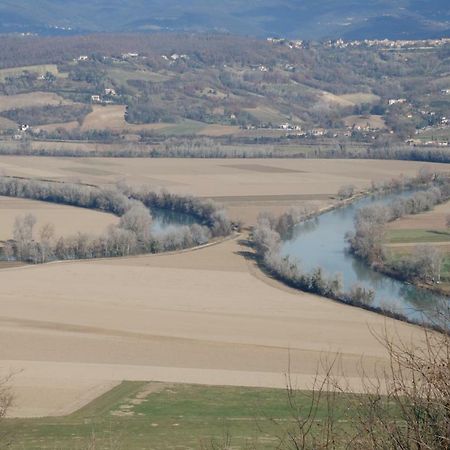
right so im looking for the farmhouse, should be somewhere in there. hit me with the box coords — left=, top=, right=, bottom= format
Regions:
left=104, top=88, right=117, bottom=96
left=388, top=98, right=407, bottom=105
left=122, top=52, right=139, bottom=59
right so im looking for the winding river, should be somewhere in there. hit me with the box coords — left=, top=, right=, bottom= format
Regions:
left=281, top=192, right=449, bottom=324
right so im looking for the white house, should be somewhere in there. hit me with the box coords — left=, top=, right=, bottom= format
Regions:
left=388, top=98, right=407, bottom=105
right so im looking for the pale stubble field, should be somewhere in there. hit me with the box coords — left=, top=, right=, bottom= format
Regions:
left=0, top=157, right=447, bottom=417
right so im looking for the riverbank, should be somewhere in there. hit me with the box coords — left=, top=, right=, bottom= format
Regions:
left=252, top=176, right=450, bottom=328
left=1, top=158, right=447, bottom=418
left=348, top=181, right=450, bottom=299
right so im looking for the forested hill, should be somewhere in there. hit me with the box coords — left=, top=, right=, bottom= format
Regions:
left=0, top=0, right=449, bottom=39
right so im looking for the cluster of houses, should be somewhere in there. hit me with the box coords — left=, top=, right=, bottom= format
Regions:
left=323, top=37, right=450, bottom=50
left=161, top=54, right=189, bottom=63
left=91, top=88, right=117, bottom=104
left=267, top=36, right=450, bottom=51
left=267, top=37, right=305, bottom=49
left=388, top=98, right=407, bottom=106
left=279, top=123, right=302, bottom=131
left=76, top=52, right=141, bottom=63
left=248, top=64, right=269, bottom=72
left=249, top=122, right=331, bottom=138
left=121, top=52, right=139, bottom=60
left=406, top=139, right=449, bottom=147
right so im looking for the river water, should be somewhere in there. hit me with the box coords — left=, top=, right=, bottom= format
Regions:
left=281, top=192, right=449, bottom=324
left=150, top=208, right=197, bottom=235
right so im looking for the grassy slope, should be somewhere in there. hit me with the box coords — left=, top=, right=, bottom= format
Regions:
left=4, top=382, right=362, bottom=449
left=0, top=64, right=62, bottom=81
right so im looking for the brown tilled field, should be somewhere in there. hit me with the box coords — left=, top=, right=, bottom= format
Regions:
left=0, top=92, right=74, bottom=112
left=388, top=201, right=450, bottom=231
left=0, top=196, right=118, bottom=242
left=0, top=157, right=448, bottom=223
left=0, top=116, right=17, bottom=130
left=0, top=235, right=424, bottom=418
left=0, top=157, right=448, bottom=417
left=78, top=104, right=238, bottom=136
left=344, top=114, right=387, bottom=129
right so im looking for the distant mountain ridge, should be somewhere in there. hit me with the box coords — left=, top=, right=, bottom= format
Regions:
left=0, top=0, right=449, bottom=39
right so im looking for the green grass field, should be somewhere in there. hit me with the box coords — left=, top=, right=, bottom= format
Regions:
left=441, top=255, right=450, bottom=280
left=0, top=65, right=63, bottom=81
left=155, top=120, right=208, bottom=136
left=387, top=229, right=450, bottom=244
left=3, top=382, right=365, bottom=450
left=417, top=128, right=450, bottom=142
left=107, top=67, right=172, bottom=86
left=386, top=228, right=450, bottom=293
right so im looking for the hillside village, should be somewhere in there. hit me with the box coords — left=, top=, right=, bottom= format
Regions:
left=0, top=34, right=448, bottom=148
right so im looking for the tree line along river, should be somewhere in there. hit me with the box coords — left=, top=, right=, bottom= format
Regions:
left=281, top=191, right=449, bottom=325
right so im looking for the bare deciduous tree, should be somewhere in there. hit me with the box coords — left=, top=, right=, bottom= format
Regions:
left=0, top=373, right=13, bottom=448
left=412, top=245, right=443, bottom=283
left=12, top=213, right=37, bottom=261
left=119, top=203, right=153, bottom=244
left=37, top=223, right=55, bottom=263
left=337, top=184, right=356, bottom=200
